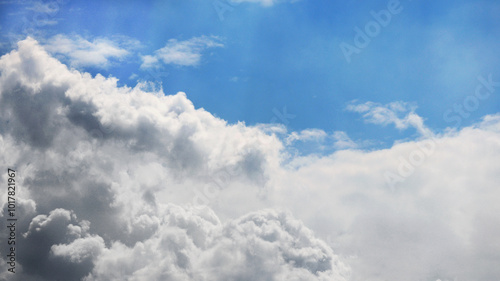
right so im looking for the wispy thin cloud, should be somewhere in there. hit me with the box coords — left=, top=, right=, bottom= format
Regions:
left=141, top=35, right=223, bottom=68
left=26, top=1, right=59, bottom=14
left=347, top=101, right=433, bottom=137
left=331, top=131, right=358, bottom=149
left=285, top=129, right=327, bottom=145
left=230, top=0, right=299, bottom=7
left=43, top=34, right=138, bottom=68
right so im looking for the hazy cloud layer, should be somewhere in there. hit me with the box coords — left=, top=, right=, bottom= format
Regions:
left=229, top=0, right=298, bottom=7
left=141, top=36, right=223, bottom=68
left=0, top=38, right=499, bottom=281
left=43, top=34, right=139, bottom=68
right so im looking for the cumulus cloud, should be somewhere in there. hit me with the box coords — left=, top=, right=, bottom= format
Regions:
left=141, top=35, right=223, bottom=68
left=15, top=208, right=99, bottom=280
left=51, top=235, right=105, bottom=263
left=85, top=207, right=349, bottom=281
left=0, top=37, right=347, bottom=281
left=1, top=37, right=500, bottom=281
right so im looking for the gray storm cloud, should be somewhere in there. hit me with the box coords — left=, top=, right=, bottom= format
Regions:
left=0, top=38, right=349, bottom=281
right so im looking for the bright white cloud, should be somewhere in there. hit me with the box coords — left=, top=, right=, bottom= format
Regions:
left=51, top=235, right=105, bottom=263
left=43, top=34, right=134, bottom=68
left=270, top=118, right=500, bottom=281
left=1, top=38, right=500, bottom=281
left=141, top=35, right=223, bottom=68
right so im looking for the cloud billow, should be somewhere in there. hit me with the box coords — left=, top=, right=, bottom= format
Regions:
left=0, top=38, right=348, bottom=281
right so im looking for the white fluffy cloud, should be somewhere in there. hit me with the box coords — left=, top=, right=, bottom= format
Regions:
left=141, top=36, right=223, bottom=68
left=84, top=207, right=350, bottom=281
left=0, top=38, right=345, bottom=281
left=51, top=235, right=105, bottom=263
left=1, top=37, right=500, bottom=281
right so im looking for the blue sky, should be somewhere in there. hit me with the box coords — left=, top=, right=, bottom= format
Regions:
left=1, top=0, right=499, bottom=148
